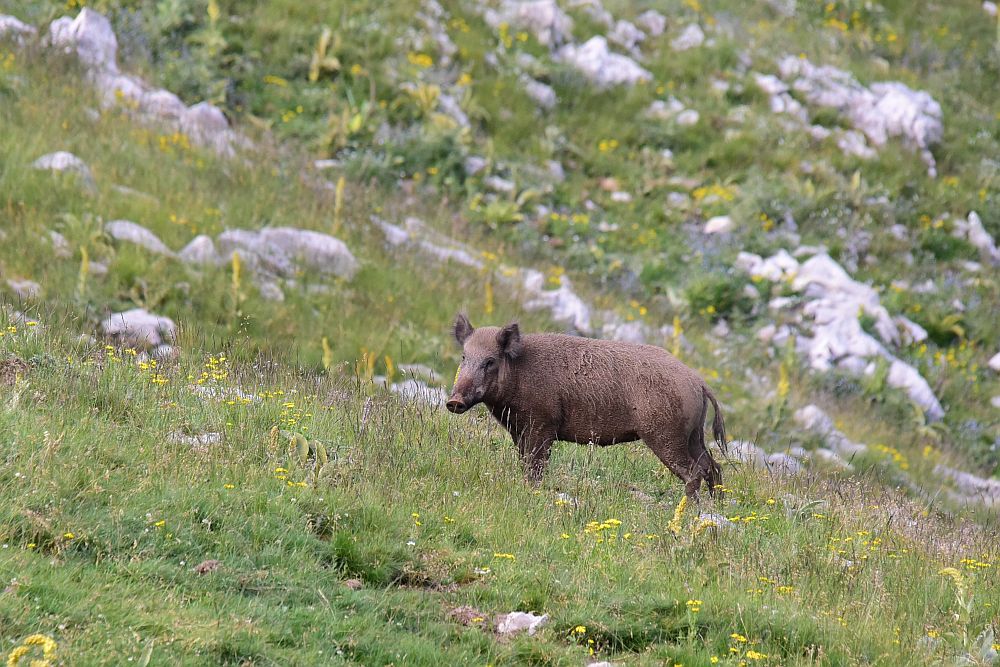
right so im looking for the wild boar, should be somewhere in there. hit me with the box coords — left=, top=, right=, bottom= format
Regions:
left=445, top=314, right=727, bottom=496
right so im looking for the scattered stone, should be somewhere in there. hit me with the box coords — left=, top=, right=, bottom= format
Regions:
left=991, top=396, right=1000, bottom=409
left=193, top=559, right=221, bottom=575
left=178, top=235, right=218, bottom=265
left=0, top=15, right=37, bottom=42
left=953, top=211, right=1000, bottom=264
left=105, top=220, right=175, bottom=257
left=988, top=352, right=1000, bottom=373
left=216, top=227, right=359, bottom=280
left=728, top=440, right=766, bottom=466
left=767, top=452, right=803, bottom=475
left=776, top=56, right=943, bottom=176
left=151, top=344, right=177, bottom=363
left=397, top=364, right=440, bottom=383
left=703, top=215, right=734, bottom=235
left=609, top=19, right=645, bottom=53
left=556, top=36, right=652, bottom=88
left=464, top=156, right=487, bottom=176
left=6, top=279, right=42, bottom=301
left=46, top=8, right=240, bottom=156
left=521, top=76, right=557, bottom=110
left=495, top=611, right=549, bottom=636
left=636, top=10, right=666, bottom=37
left=484, top=0, right=573, bottom=47
left=698, top=512, right=735, bottom=530
left=100, top=308, right=176, bottom=349
left=671, top=24, right=705, bottom=51
left=48, top=8, right=118, bottom=70
left=31, top=151, right=95, bottom=190
left=390, top=379, right=447, bottom=407
left=794, top=405, right=867, bottom=457
left=984, top=1, right=998, bottom=17
left=88, top=261, right=109, bottom=277
left=343, top=578, right=363, bottom=590
left=676, top=109, right=700, bottom=126
left=935, top=464, right=1000, bottom=507
left=168, top=431, right=222, bottom=449
left=516, top=269, right=591, bottom=332
left=484, top=175, right=516, bottom=194
left=739, top=251, right=944, bottom=420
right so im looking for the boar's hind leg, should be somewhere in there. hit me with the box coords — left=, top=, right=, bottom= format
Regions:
left=515, top=424, right=556, bottom=485
left=688, top=426, right=722, bottom=497
left=643, top=431, right=703, bottom=497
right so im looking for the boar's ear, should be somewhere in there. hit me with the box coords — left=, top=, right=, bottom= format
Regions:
left=497, top=322, right=523, bottom=360
left=453, top=313, right=474, bottom=345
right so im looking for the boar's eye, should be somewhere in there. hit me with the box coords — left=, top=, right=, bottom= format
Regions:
left=483, top=358, right=495, bottom=370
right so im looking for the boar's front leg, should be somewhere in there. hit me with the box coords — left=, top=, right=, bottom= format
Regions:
left=514, top=423, right=556, bottom=485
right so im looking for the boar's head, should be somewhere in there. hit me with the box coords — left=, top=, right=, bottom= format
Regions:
left=446, top=313, right=522, bottom=414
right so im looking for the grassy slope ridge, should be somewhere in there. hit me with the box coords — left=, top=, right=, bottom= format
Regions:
left=0, top=0, right=999, bottom=665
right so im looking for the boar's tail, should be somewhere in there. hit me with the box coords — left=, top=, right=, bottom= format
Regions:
left=705, top=387, right=727, bottom=454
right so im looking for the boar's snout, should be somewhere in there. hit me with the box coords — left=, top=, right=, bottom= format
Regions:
left=445, top=398, right=468, bottom=414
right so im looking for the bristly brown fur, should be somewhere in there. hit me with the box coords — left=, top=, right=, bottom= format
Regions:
left=447, top=316, right=728, bottom=497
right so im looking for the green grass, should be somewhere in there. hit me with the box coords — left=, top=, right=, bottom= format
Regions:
left=2, top=321, right=998, bottom=665
left=1, top=1, right=1000, bottom=663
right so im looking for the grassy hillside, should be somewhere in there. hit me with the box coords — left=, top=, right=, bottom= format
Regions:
left=1, top=0, right=999, bottom=664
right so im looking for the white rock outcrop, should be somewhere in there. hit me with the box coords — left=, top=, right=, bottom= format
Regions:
left=216, top=227, right=359, bottom=280
left=495, top=612, right=549, bottom=636
left=775, top=56, right=943, bottom=176
left=671, top=24, right=705, bottom=51
left=953, top=211, right=1000, bottom=264
left=556, top=36, right=652, bottom=88
left=32, top=151, right=95, bottom=189
left=178, top=235, right=218, bottom=265
left=105, top=220, right=175, bottom=257
left=45, top=9, right=240, bottom=156
left=794, top=405, right=868, bottom=457
left=636, top=10, right=667, bottom=37
left=100, top=308, right=176, bottom=348
left=485, top=0, right=573, bottom=47
left=0, top=15, right=37, bottom=42
left=739, top=250, right=945, bottom=420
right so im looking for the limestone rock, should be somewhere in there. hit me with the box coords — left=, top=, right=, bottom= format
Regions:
left=48, top=8, right=118, bottom=71
left=485, top=0, right=572, bottom=47
left=671, top=24, right=705, bottom=51
left=32, top=151, right=95, bottom=189
left=105, top=220, right=175, bottom=257
left=495, top=611, right=549, bottom=636
left=100, top=308, right=176, bottom=349
left=6, top=279, right=42, bottom=301
left=556, top=36, right=652, bottom=88
left=178, top=235, right=218, bottom=265
left=703, top=215, right=734, bottom=235
left=636, top=10, right=666, bottom=37
left=0, top=15, right=37, bottom=43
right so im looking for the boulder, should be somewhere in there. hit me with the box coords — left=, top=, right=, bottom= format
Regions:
left=100, top=308, right=176, bottom=349
left=988, top=352, right=1000, bottom=373
left=703, top=215, right=734, bottom=234
left=178, top=235, right=218, bottom=265
left=671, top=24, right=705, bottom=51
left=609, top=20, right=645, bottom=53
left=521, top=76, right=557, bottom=110
left=32, top=151, right=95, bottom=189
left=485, top=0, right=572, bottom=47
left=47, top=8, right=118, bottom=71
left=6, top=279, right=42, bottom=301
left=556, top=36, right=652, bottom=88
left=636, top=10, right=667, bottom=37
left=390, top=379, right=447, bottom=407
left=495, top=612, right=549, bottom=636
left=216, top=227, right=359, bottom=280
left=0, top=15, right=37, bottom=42
left=776, top=56, right=942, bottom=176
left=105, top=220, right=175, bottom=257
